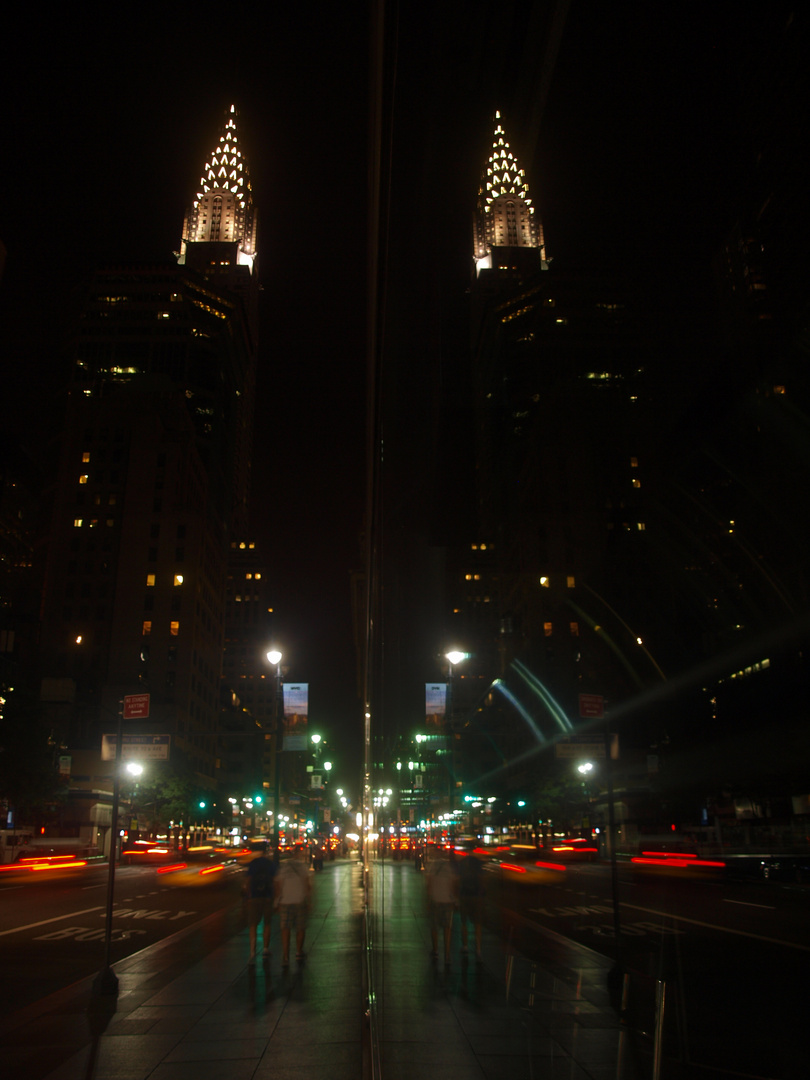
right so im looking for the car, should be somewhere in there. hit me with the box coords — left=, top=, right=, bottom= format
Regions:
left=546, top=838, right=600, bottom=863
left=630, top=850, right=726, bottom=878
left=760, top=855, right=810, bottom=884
left=155, top=847, right=241, bottom=887
left=121, top=840, right=172, bottom=865
left=479, top=843, right=568, bottom=887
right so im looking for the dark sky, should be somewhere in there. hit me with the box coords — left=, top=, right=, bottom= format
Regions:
left=0, top=2, right=787, bottom=769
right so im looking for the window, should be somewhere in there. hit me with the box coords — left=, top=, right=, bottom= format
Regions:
left=79, top=475, right=89, bottom=485
left=170, top=621, right=180, bottom=636
left=637, top=522, right=646, bottom=531
left=146, top=574, right=155, bottom=587
left=570, top=622, right=579, bottom=636
left=142, top=620, right=152, bottom=635
left=82, top=451, right=91, bottom=463
left=632, top=479, right=641, bottom=488
left=74, top=519, right=83, bottom=528
left=543, top=622, right=553, bottom=637
left=566, top=576, right=576, bottom=588
left=174, top=574, right=184, bottom=586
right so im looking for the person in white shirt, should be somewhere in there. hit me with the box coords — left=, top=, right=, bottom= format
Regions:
left=274, top=845, right=312, bottom=968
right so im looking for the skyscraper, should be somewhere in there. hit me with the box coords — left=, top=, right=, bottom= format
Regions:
left=36, top=107, right=260, bottom=842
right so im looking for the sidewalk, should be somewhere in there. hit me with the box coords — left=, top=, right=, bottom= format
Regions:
left=4, top=857, right=633, bottom=1079
left=368, top=857, right=634, bottom=1080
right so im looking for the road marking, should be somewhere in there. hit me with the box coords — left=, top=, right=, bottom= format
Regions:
left=621, top=902, right=810, bottom=951
left=722, top=899, right=775, bottom=910
left=0, top=907, right=104, bottom=937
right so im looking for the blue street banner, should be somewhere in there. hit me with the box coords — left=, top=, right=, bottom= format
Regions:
left=282, top=683, right=308, bottom=751
left=425, top=683, right=446, bottom=730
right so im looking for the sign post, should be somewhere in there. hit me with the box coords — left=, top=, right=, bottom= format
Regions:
left=94, top=693, right=150, bottom=997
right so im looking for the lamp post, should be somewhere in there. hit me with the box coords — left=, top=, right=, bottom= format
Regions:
left=444, top=650, right=467, bottom=825
left=266, top=649, right=283, bottom=851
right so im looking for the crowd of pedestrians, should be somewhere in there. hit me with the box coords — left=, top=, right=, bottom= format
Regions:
left=242, top=842, right=312, bottom=967
left=425, top=845, right=484, bottom=965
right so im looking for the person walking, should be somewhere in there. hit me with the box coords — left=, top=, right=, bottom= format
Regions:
left=274, top=844, right=312, bottom=968
left=243, top=841, right=278, bottom=965
left=457, top=848, right=484, bottom=961
left=426, top=847, right=459, bottom=965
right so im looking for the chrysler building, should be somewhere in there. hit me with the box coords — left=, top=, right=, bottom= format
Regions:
left=473, top=111, right=548, bottom=276
left=179, top=104, right=258, bottom=274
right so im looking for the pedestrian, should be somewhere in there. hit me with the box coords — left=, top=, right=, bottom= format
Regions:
left=274, top=844, right=312, bottom=968
left=426, top=847, right=459, bottom=965
left=457, top=848, right=484, bottom=961
left=242, top=841, right=278, bottom=965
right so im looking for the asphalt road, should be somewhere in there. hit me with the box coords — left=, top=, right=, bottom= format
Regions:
left=0, top=858, right=246, bottom=1016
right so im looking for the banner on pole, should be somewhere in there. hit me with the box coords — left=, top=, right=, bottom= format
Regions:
left=425, top=683, right=446, bottom=731
left=282, top=683, right=308, bottom=751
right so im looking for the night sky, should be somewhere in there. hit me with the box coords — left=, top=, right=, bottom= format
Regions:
left=0, top=3, right=786, bottom=770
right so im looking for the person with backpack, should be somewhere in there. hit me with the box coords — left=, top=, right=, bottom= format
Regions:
left=243, top=841, right=278, bottom=964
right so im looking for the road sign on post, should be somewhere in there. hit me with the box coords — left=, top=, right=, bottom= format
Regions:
left=101, top=734, right=170, bottom=761
left=123, top=693, right=150, bottom=720
left=578, top=693, right=604, bottom=719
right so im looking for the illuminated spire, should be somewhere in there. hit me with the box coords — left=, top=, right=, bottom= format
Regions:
left=179, top=104, right=258, bottom=272
left=473, top=111, right=546, bottom=275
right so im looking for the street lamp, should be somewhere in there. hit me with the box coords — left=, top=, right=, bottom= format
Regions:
left=266, top=649, right=283, bottom=850
left=444, top=650, right=467, bottom=824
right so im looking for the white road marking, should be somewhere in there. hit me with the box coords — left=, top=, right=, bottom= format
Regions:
left=722, top=899, right=775, bottom=910
left=0, top=907, right=104, bottom=937
left=621, top=901, right=810, bottom=951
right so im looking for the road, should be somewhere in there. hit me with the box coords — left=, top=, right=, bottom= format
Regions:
left=484, top=859, right=808, bottom=1079
left=0, top=857, right=245, bottom=1016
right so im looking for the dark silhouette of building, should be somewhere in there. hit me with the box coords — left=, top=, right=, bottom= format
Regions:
left=34, top=107, right=262, bottom=842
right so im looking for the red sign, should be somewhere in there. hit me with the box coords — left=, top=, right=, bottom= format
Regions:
left=123, top=693, right=150, bottom=720
left=578, top=693, right=604, bottom=719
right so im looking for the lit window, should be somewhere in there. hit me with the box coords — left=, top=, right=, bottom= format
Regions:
left=540, top=576, right=549, bottom=587
left=74, top=519, right=83, bottom=528
left=174, top=574, right=184, bottom=586
left=632, top=479, right=641, bottom=488
left=170, top=621, right=179, bottom=636
left=106, top=519, right=114, bottom=527
left=142, top=620, right=152, bottom=635
left=637, top=522, right=646, bottom=531
left=543, top=622, right=553, bottom=636
left=82, top=452, right=91, bottom=463
left=774, top=385, right=786, bottom=395
left=630, top=457, right=639, bottom=467
left=146, top=574, right=155, bottom=587
left=465, top=574, right=472, bottom=581
left=254, top=572, right=261, bottom=580
left=79, top=475, right=89, bottom=485
left=566, top=576, right=575, bottom=588
left=246, top=572, right=253, bottom=580
left=570, top=622, right=579, bottom=636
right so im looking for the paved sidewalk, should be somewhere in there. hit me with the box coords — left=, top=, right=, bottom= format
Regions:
left=4, top=857, right=635, bottom=1079
left=368, top=856, right=636, bottom=1080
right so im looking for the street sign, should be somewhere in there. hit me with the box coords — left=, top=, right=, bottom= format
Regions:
left=578, top=693, right=604, bottom=719
left=101, top=734, right=170, bottom=761
left=556, top=733, right=619, bottom=760
left=122, top=693, right=150, bottom=719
